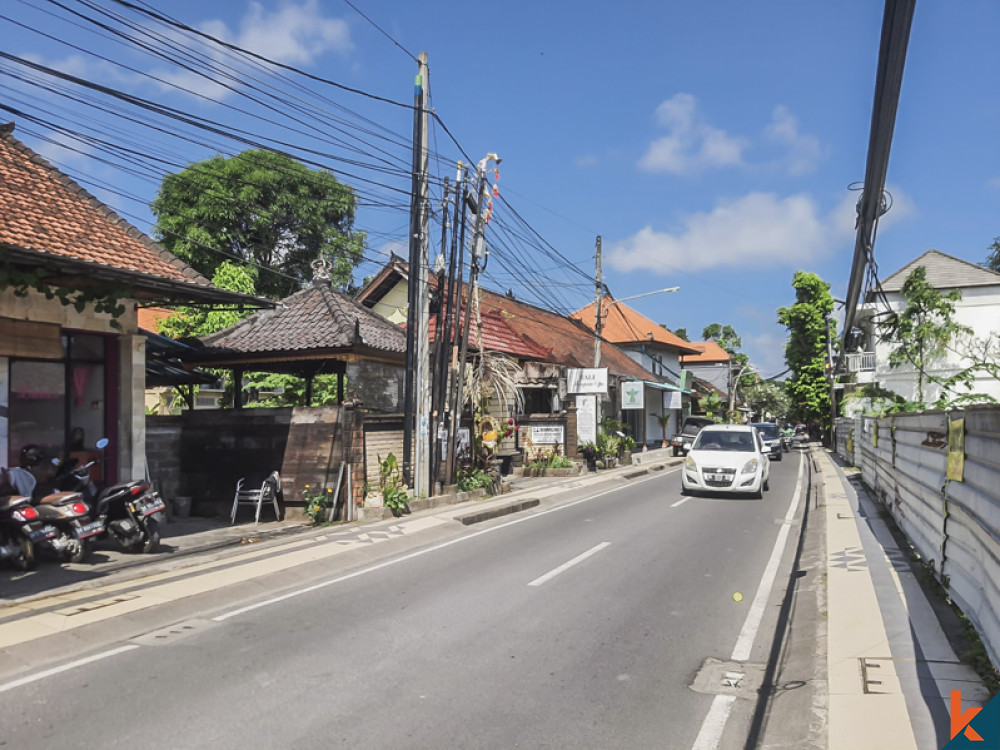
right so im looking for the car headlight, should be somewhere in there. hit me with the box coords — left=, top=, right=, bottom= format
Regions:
left=741, top=458, right=759, bottom=474
left=684, top=456, right=697, bottom=472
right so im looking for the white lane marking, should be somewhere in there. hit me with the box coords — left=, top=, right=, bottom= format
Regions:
left=690, top=452, right=805, bottom=749
left=214, top=469, right=679, bottom=622
left=731, top=452, right=805, bottom=661
left=691, top=694, right=736, bottom=750
left=0, top=645, right=140, bottom=694
left=671, top=497, right=690, bottom=508
left=528, top=543, right=611, bottom=587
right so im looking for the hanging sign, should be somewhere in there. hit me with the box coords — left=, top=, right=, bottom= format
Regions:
left=566, top=368, right=608, bottom=394
left=621, top=381, right=644, bottom=410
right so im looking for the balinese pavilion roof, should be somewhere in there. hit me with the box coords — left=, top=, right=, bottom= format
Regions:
left=183, top=279, right=406, bottom=374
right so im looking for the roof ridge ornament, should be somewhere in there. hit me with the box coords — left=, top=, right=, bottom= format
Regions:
left=311, top=256, right=333, bottom=283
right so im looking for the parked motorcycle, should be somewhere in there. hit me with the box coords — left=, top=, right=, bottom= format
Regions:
left=0, top=493, right=55, bottom=571
left=57, top=439, right=165, bottom=554
left=33, top=489, right=101, bottom=564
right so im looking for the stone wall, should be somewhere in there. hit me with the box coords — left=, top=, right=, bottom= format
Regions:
left=145, top=415, right=183, bottom=508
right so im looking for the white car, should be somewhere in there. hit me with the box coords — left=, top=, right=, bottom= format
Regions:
left=680, top=424, right=770, bottom=499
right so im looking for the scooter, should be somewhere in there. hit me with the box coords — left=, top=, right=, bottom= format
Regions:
left=0, top=494, right=55, bottom=571
left=33, top=489, right=101, bottom=564
left=57, top=439, right=165, bottom=553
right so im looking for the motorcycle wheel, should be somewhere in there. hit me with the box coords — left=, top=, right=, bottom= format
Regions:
left=68, top=535, right=92, bottom=564
left=134, top=513, right=162, bottom=554
left=13, top=536, right=37, bottom=571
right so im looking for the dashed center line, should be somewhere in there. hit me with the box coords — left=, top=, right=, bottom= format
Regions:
left=528, top=543, right=611, bottom=587
left=671, top=497, right=691, bottom=508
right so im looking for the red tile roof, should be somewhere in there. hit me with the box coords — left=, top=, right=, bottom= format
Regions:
left=137, top=307, right=173, bottom=333
left=0, top=123, right=254, bottom=305
left=680, top=340, right=731, bottom=364
left=571, top=298, right=700, bottom=354
left=359, top=260, right=658, bottom=381
left=427, top=308, right=551, bottom=361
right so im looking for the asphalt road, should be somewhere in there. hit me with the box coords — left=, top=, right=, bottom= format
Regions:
left=0, top=451, right=807, bottom=749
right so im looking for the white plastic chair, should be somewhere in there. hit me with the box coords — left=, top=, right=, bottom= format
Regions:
left=231, top=471, right=282, bottom=524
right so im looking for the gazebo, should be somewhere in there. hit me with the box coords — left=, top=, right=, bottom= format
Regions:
left=180, top=277, right=407, bottom=409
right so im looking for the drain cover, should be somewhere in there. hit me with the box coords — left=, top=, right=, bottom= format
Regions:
left=131, top=619, right=218, bottom=646
left=690, top=657, right=765, bottom=698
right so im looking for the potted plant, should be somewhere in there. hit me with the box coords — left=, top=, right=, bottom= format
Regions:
left=620, top=433, right=636, bottom=465
left=579, top=441, right=598, bottom=471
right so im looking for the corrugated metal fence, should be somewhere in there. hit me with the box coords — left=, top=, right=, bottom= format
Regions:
left=834, top=406, right=1000, bottom=670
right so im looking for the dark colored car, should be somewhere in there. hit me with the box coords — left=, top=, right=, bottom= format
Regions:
left=751, top=422, right=783, bottom=461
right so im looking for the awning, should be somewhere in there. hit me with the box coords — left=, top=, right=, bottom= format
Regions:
left=144, top=329, right=219, bottom=388
left=626, top=379, right=691, bottom=395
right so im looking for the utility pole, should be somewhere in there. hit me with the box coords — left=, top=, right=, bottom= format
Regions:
left=449, top=153, right=500, bottom=480
left=403, top=52, right=429, bottom=491
left=593, top=235, right=603, bottom=428
left=593, top=235, right=603, bottom=368
left=429, top=177, right=451, bottom=494
left=444, top=165, right=469, bottom=486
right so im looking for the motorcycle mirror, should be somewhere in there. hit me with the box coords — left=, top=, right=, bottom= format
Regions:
left=51, top=457, right=60, bottom=466
left=96, top=438, right=109, bottom=450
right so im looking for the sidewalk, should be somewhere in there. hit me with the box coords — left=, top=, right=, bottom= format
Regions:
left=0, top=452, right=682, bottom=605
left=815, top=447, right=989, bottom=750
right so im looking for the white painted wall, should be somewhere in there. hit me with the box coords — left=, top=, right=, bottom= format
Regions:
left=870, top=285, right=1000, bottom=404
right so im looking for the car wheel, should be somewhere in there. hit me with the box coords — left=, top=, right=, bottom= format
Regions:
left=763, top=476, right=770, bottom=492
left=753, top=485, right=764, bottom=499
left=672, top=446, right=679, bottom=457
left=775, top=453, right=782, bottom=462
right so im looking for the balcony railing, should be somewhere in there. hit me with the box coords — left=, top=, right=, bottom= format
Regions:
left=845, top=351, right=876, bottom=373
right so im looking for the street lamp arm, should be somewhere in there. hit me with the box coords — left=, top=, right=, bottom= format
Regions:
left=605, top=286, right=680, bottom=308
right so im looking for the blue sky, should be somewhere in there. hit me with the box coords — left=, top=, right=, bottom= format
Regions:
left=5, top=1, right=1000, bottom=379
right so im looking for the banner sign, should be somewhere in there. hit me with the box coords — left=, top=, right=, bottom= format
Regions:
left=576, top=395, right=596, bottom=445
left=530, top=424, right=564, bottom=445
left=621, top=381, right=644, bottom=410
left=947, top=417, right=965, bottom=482
left=566, top=367, right=608, bottom=394
left=663, top=390, right=682, bottom=410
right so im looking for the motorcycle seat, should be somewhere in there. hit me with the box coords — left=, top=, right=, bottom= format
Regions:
left=38, top=491, right=81, bottom=506
left=0, top=494, right=31, bottom=511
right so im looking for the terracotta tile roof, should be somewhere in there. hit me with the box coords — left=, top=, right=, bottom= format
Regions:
left=357, top=259, right=659, bottom=381
left=200, top=281, right=405, bottom=356
left=427, top=307, right=551, bottom=361
left=680, top=340, right=731, bottom=364
left=0, top=123, right=256, bottom=305
left=137, top=307, right=173, bottom=333
left=570, top=298, right=700, bottom=354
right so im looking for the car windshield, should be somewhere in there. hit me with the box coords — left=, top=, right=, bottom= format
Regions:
left=693, top=430, right=755, bottom=452
left=752, top=423, right=780, bottom=439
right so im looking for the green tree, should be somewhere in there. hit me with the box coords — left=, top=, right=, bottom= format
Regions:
left=158, top=261, right=257, bottom=340
left=777, top=271, right=834, bottom=430
left=152, top=149, right=364, bottom=299
left=671, top=326, right=690, bottom=342
left=702, top=323, right=752, bottom=410
left=880, top=265, right=970, bottom=404
left=744, top=380, right=791, bottom=421
left=986, top=237, right=1000, bottom=273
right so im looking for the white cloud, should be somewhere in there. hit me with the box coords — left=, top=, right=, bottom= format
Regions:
left=607, top=192, right=829, bottom=274
left=829, top=183, right=915, bottom=241
left=235, top=1, right=352, bottom=64
left=575, top=154, right=598, bottom=168
left=764, top=106, right=823, bottom=175
left=639, top=95, right=825, bottom=176
left=638, top=93, right=747, bottom=174
left=152, top=1, right=352, bottom=99
left=745, top=330, right=789, bottom=380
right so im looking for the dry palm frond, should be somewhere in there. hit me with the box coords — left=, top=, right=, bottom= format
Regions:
left=462, top=351, right=525, bottom=416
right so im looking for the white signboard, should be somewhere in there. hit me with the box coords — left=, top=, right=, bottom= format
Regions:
left=566, top=367, right=608, bottom=395
left=530, top=424, right=565, bottom=445
left=663, top=390, right=682, bottom=410
left=576, top=395, right=597, bottom=445
left=621, top=381, right=644, bottom=410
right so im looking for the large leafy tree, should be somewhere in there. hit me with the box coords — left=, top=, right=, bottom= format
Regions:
left=986, top=237, right=1000, bottom=273
left=777, top=271, right=834, bottom=429
left=702, top=323, right=753, bottom=410
left=880, top=265, right=970, bottom=404
left=152, top=149, right=364, bottom=299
